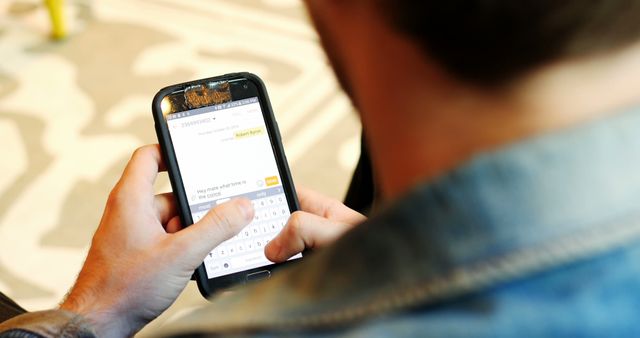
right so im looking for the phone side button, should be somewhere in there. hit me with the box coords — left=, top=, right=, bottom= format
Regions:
left=246, top=270, right=271, bottom=282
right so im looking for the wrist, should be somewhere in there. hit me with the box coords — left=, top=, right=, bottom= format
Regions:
left=60, top=291, right=134, bottom=338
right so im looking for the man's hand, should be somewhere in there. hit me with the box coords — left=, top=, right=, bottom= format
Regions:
left=265, top=186, right=366, bottom=262
left=60, top=145, right=254, bottom=338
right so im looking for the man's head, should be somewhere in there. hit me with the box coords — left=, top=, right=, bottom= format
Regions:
left=376, top=0, right=640, bottom=86
left=307, top=0, right=640, bottom=88
left=304, top=0, right=640, bottom=199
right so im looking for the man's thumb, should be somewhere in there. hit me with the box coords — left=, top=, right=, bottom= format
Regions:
left=176, top=198, right=254, bottom=260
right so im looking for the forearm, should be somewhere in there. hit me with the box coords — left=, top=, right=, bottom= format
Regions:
left=0, top=309, right=96, bottom=338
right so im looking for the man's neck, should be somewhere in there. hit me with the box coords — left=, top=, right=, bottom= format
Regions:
left=306, top=1, right=640, bottom=201
left=350, top=30, right=640, bottom=201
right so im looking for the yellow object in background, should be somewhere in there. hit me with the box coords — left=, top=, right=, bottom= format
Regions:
left=44, top=0, right=66, bottom=40
left=265, top=176, right=279, bottom=187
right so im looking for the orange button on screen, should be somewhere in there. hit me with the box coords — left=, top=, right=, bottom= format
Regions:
left=265, top=176, right=279, bottom=186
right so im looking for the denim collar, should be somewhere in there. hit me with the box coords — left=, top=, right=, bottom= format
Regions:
left=162, top=106, right=640, bottom=335
left=396, top=105, right=640, bottom=267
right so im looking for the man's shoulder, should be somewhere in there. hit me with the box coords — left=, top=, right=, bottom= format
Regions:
left=164, top=239, right=640, bottom=338
left=159, top=212, right=640, bottom=338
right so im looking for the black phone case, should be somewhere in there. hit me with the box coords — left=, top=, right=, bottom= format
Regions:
left=151, top=72, right=300, bottom=298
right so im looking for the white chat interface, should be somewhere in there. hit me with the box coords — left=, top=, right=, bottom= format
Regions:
left=167, top=97, right=300, bottom=279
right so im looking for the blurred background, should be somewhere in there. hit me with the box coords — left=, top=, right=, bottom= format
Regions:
left=0, top=0, right=361, bottom=335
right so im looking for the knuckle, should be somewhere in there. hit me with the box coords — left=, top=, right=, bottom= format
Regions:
left=131, top=144, right=155, bottom=161
left=131, top=146, right=146, bottom=159
left=286, top=211, right=305, bottom=237
left=208, top=207, right=235, bottom=237
left=326, top=199, right=344, bottom=218
left=107, top=186, right=126, bottom=206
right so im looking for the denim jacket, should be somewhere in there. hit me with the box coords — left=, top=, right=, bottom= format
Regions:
left=3, top=107, right=640, bottom=337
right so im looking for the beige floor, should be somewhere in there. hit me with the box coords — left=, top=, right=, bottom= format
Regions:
left=0, top=0, right=361, bottom=335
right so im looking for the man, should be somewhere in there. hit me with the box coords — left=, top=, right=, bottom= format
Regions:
left=3, top=0, right=640, bottom=336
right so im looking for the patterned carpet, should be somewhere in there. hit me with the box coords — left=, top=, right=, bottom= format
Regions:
left=0, top=0, right=360, bottom=334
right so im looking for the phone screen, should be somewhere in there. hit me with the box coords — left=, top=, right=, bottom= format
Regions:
left=165, top=91, right=301, bottom=279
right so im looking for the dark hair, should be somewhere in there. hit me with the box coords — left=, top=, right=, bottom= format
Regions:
left=377, top=0, right=640, bottom=86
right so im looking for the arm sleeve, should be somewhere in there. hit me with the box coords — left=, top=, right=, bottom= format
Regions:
left=0, top=310, right=96, bottom=338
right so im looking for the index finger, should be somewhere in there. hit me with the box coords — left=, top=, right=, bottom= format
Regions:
left=296, top=185, right=334, bottom=215
left=296, top=185, right=365, bottom=224
left=117, top=144, right=166, bottom=192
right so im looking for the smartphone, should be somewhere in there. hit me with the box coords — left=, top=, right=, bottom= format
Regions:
left=152, top=72, right=302, bottom=297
